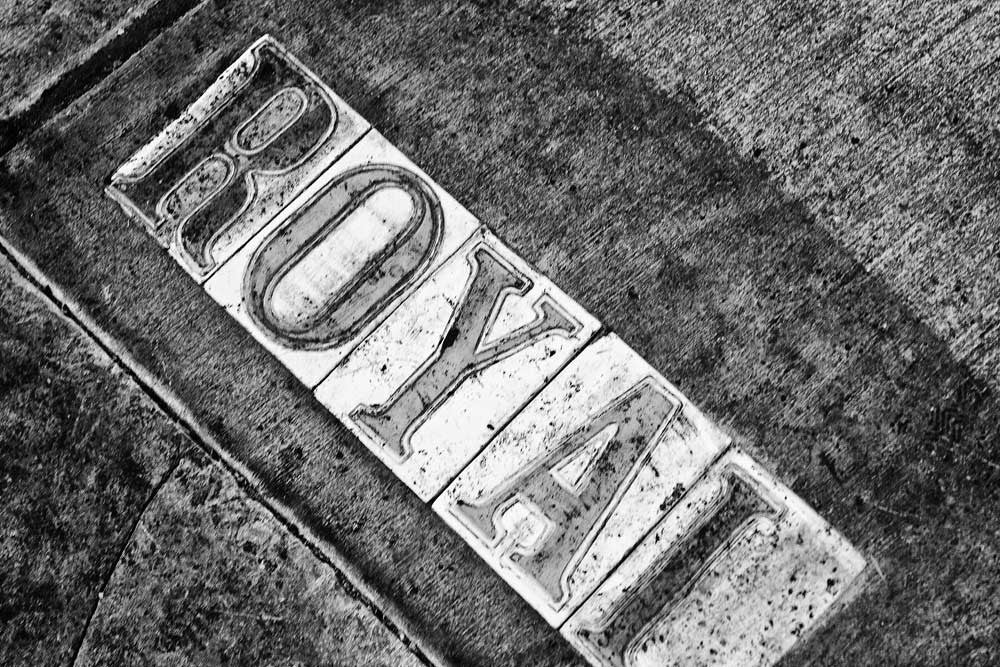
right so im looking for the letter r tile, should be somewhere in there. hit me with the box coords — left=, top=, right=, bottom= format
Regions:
left=203, top=129, right=480, bottom=387
left=106, top=35, right=369, bottom=283
left=314, top=230, right=600, bottom=501
left=561, top=448, right=867, bottom=667
left=432, top=334, right=729, bottom=626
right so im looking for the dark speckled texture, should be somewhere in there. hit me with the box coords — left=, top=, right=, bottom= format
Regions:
left=1, top=0, right=999, bottom=665
left=75, top=455, right=423, bottom=667
left=0, top=257, right=425, bottom=666
left=0, top=257, right=187, bottom=666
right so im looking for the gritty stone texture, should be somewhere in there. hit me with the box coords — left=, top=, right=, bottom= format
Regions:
left=0, top=0, right=160, bottom=119
left=0, top=257, right=187, bottom=666
left=74, top=455, right=424, bottom=667
left=0, top=1, right=998, bottom=665
left=535, top=0, right=1000, bottom=392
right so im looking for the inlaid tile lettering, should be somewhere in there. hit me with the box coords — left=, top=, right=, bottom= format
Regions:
left=434, top=335, right=729, bottom=625
left=315, top=230, right=599, bottom=500
left=105, top=36, right=869, bottom=667
left=204, top=130, right=479, bottom=387
left=107, top=35, right=368, bottom=281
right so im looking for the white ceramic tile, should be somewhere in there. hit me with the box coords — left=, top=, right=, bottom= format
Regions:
left=433, top=334, right=730, bottom=625
left=203, top=129, right=480, bottom=387
left=562, top=448, right=868, bottom=667
left=107, top=35, right=370, bottom=282
left=315, top=230, right=600, bottom=501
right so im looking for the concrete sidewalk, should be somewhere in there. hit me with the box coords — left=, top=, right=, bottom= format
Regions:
left=0, top=257, right=425, bottom=666
left=2, top=1, right=999, bottom=665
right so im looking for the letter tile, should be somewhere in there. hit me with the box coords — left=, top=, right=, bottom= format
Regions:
left=203, top=129, right=480, bottom=387
left=106, top=35, right=369, bottom=282
left=561, top=448, right=868, bottom=667
left=315, top=230, right=600, bottom=501
left=433, top=334, right=729, bottom=625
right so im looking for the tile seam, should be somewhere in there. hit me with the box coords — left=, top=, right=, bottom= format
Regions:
left=0, top=0, right=208, bottom=157
left=67, top=455, right=187, bottom=667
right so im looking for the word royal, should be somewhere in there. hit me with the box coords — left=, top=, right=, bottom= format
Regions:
left=107, top=36, right=867, bottom=667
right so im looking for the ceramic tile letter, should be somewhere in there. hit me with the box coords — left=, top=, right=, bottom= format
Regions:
left=106, top=35, right=369, bottom=282
left=204, top=129, right=480, bottom=387
left=433, top=334, right=729, bottom=625
left=561, top=448, right=868, bottom=667
left=315, top=230, right=600, bottom=501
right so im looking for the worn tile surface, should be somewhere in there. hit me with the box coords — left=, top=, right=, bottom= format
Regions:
left=562, top=449, right=867, bottom=667
left=0, top=257, right=187, bottom=666
left=74, top=455, right=424, bottom=667
left=434, top=334, right=727, bottom=624
left=205, top=128, right=479, bottom=387
left=108, top=35, right=369, bottom=283
left=316, top=229, right=599, bottom=500
left=0, top=10, right=584, bottom=664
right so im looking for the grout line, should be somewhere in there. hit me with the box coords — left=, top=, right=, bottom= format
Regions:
left=68, top=456, right=185, bottom=667
left=555, top=440, right=736, bottom=631
left=198, top=126, right=375, bottom=289
left=426, top=322, right=607, bottom=507
left=0, top=236, right=441, bottom=667
left=0, top=0, right=207, bottom=157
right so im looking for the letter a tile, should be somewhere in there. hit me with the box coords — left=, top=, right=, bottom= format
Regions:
left=433, top=334, right=729, bottom=625
left=314, top=230, right=600, bottom=501
left=203, top=129, right=480, bottom=387
left=107, top=35, right=369, bottom=282
left=561, top=448, right=867, bottom=667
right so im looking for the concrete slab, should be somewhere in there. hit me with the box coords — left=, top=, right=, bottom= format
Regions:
left=0, top=256, right=187, bottom=666
left=1, top=1, right=999, bottom=665
left=540, top=0, right=1000, bottom=390
left=74, top=455, right=424, bottom=667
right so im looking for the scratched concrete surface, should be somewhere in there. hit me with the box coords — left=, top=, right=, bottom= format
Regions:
left=0, top=1, right=162, bottom=120
left=0, top=257, right=425, bottom=666
left=534, top=0, right=1000, bottom=386
left=75, top=456, right=423, bottom=667
left=0, top=0, right=999, bottom=665
left=0, top=256, right=187, bottom=666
